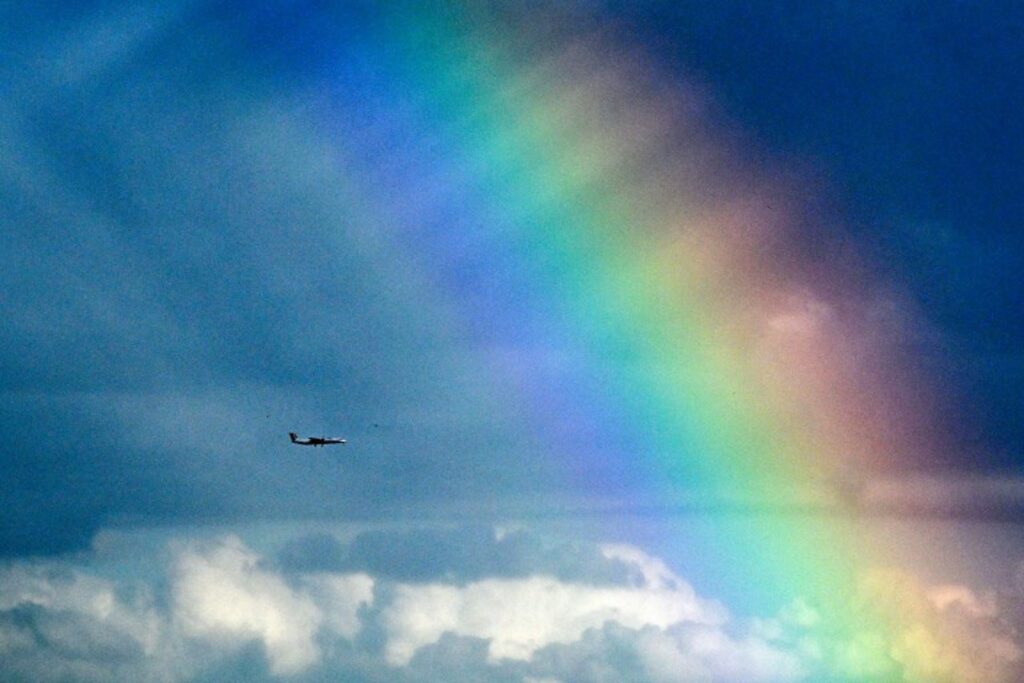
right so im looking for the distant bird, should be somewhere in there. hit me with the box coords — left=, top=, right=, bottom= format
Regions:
left=289, top=432, right=346, bottom=447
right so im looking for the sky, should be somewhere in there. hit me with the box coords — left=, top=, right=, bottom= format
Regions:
left=1, top=1, right=1023, bottom=681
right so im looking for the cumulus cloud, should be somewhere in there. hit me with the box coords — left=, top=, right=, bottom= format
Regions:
left=600, top=543, right=684, bottom=589
left=172, top=536, right=373, bottom=675
left=379, top=544, right=727, bottom=666
left=530, top=621, right=805, bottom=683
left=0, top=535, right=376, bottom=681
left=730, top=568, right=1024, bottom=683
left=837, top=569, right=1021, bottom=682
left=378, top=535, right=1024, bottom=682
left=0, top=528, right=1022, bottom=682
left=172, top=536, right=325, bottom=675
left=0, top=563, right=172, bottom=682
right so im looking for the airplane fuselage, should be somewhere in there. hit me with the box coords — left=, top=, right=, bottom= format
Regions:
left=289, top=432, right=346, bottom=446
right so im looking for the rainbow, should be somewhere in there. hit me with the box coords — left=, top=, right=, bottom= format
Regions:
left=298, top=1, right=953, bottom=652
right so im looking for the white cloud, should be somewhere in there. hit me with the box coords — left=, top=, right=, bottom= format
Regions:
left=671, top=625, right=805, bottom=682
left=0, top=536, right=376, bottom=680
left=0, top=564, right=164, bottom=655
left=526, top=619, right=804, bottom=683
left=171, top=536, right=324, bottom=674
left=632, top=627, right=710, bottom=682
left=0, top=563, right=175, bottom=682
left=171, top=536, right=374, bottom=676
left=381, top=545, right=726, bottom=665
left=626, top=623, right=804, bottom=683
left=599, top=544, right=683, bottom=589
left=1, top=529, right=1022, bottom=683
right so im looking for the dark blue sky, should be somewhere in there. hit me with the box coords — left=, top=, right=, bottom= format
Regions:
left=2, top=0, right=1022, bottom=561
left=601, top=1, right=1024, bottom=464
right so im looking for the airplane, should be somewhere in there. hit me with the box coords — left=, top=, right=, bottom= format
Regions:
left=289, top=432, right=347, bottom=447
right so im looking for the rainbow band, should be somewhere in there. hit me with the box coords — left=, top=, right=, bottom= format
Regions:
left=303, top=3, right=947, bottom=637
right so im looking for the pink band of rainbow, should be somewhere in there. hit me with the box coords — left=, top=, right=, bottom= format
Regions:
left=308, top=5, right=952, bottom=624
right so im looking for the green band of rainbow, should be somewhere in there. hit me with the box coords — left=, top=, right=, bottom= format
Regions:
left=289, top=3, right=952, bottom=637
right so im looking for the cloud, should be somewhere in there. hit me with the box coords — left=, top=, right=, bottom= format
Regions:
left=0, top=562, right=172, bottom=682
left=380, top=545, right=726, bottom=665
left=171, top=536, right=325, bottom=675
left=736, top=568, right=1023, bottom=683
left=171, top=536, right=373, bottom=675
left=840, top=569, right=1021, bottom=683
left=0, top=527, right=1021, bottom=682
left=599, top=544, right=684, bottom=590
left=0, top=534, right=380, bottom=681
left=373, top=530, right=1024, bottom=682
left=530, top=621, right=805, bottom=683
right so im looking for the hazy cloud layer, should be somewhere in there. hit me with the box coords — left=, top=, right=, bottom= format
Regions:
left=0, top=526, right=1021, bottom=682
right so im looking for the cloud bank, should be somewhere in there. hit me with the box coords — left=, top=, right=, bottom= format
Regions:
left=0, top=526, right=1020, bottom=682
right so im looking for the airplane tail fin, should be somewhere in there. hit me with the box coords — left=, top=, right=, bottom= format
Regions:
left=289, top=432, right=298, bottom=443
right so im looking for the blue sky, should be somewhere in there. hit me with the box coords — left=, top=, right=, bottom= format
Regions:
left=1, top=1, right=1023, bottom=681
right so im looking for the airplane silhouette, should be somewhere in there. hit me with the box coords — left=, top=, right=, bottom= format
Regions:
left=289, top=432, right=347, bottom=446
